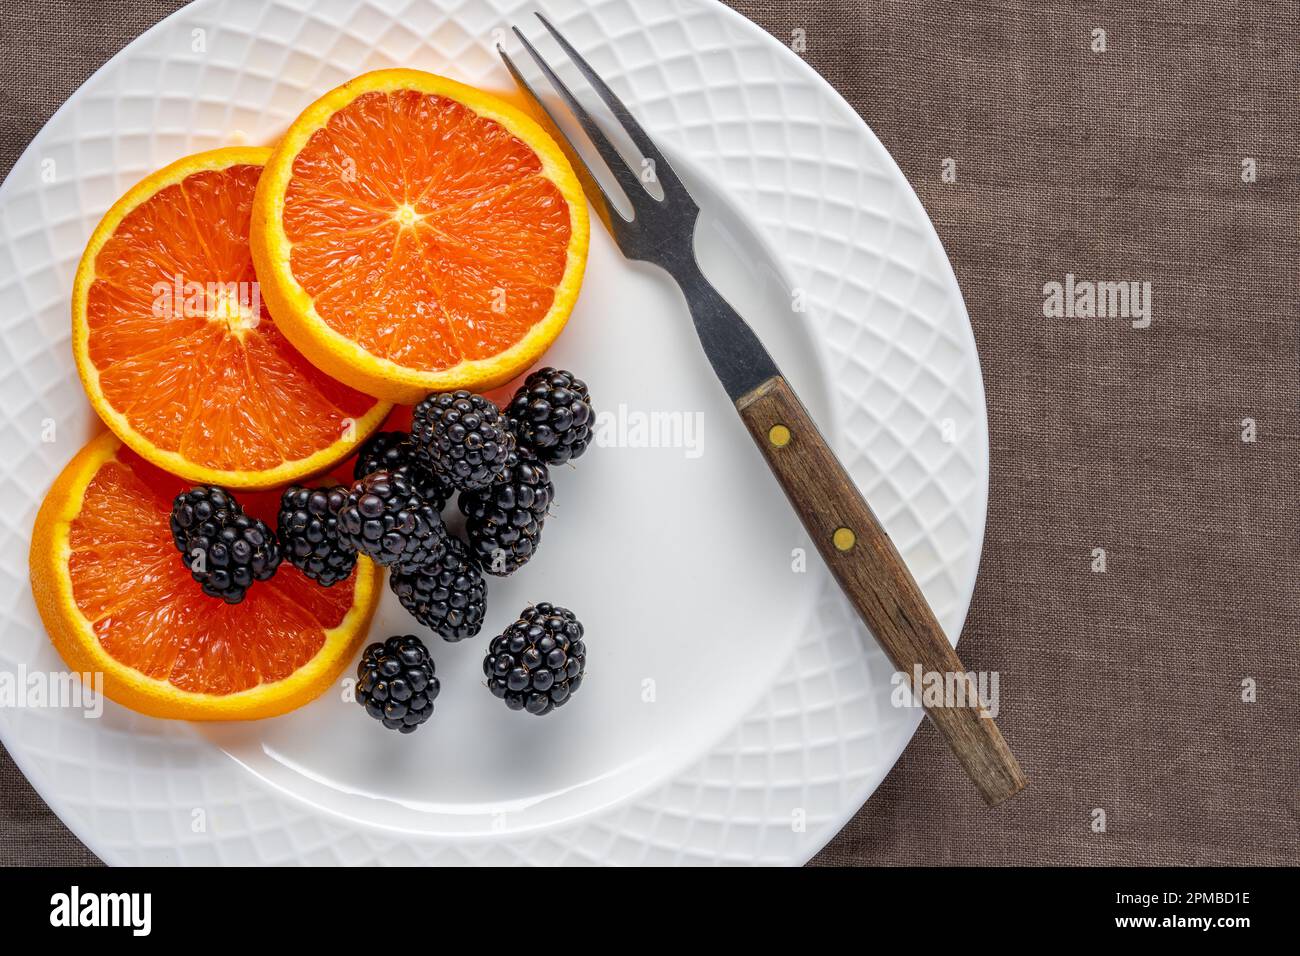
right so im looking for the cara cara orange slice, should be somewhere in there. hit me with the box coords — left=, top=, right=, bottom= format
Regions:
left=250, top=69, right=589, bottom=404
left=29, top=432, right=381, bottom=720
left=73, top=147, right=390, bottom=489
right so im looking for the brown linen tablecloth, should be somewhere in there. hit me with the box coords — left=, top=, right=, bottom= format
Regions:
left=2, top=0, right=1297, bottom=866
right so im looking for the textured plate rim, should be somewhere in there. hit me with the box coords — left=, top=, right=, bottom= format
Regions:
left=698, top=1, right=991, bottom=863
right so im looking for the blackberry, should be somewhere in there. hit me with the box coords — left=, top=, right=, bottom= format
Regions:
left=169, top=487, right=280, bottom=604
left=483, top=603, right=586, bottom=715
left=389, top=535, right=487, bottom=642
left=458, top=449, right=553, bottom=576
left=506, top=367, right=595, bottom=464
left=337, top=471, right=448, bottom=574
left=356, top=635, right=440, bottom=733
left=169, top=485, right=237, bottom=554
left=276, top=485, right=356, bottom=587
left=354, top=430, right=450, bottom=509
left=411, top=390, right=514, bottom=492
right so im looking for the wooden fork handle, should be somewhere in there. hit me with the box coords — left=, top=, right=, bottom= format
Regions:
left=737, top=375, right=1026, bottom=806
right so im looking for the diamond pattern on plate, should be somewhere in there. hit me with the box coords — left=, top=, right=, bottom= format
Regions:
left=0, top=0, right=987, bottom=865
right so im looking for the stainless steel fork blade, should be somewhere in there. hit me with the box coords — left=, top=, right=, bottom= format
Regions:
left=499, top=14, right=1026, bottom=805
left=498, top=17, right=779, bottom=402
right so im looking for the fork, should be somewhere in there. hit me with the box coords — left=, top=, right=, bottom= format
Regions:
left=500, top=13, right=1026, bottom=805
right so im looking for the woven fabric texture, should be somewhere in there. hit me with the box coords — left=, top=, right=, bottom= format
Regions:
left=1, top=0, right=1296, bottom=866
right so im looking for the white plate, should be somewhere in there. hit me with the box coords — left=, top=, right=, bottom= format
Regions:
left=0, top=0, right=988, bottom=865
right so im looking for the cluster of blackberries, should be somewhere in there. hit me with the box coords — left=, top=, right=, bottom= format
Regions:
left=360, top=602, right=586, bottom=735
left=167, top=368, right=595, bottom=732
left=353, top=369, right=594, bottom=618
left=170, top=486, right=280, bottom=604
left=167, top=482, right=357, bottom=603
left=348, top=369, right=594, bottom=730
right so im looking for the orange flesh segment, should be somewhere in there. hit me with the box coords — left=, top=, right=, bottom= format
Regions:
left=86, top=164, right=377, bottom=473
left=65, top=450, right=354, bottom=695
left=283, top=90, right=572, bottom=371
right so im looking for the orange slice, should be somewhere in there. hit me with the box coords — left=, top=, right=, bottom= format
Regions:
left=29, top=432, right=381, bottom=720
left=73, top=147, right=391, bottom=489
left=250, top=69, right=589, bottom=404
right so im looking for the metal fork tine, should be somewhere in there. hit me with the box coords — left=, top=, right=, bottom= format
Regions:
left=497, top=42, right=627, bottom=223
left=533, top=12, right=687, bottom=199
left=508, top=27, right=649, bottom=216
